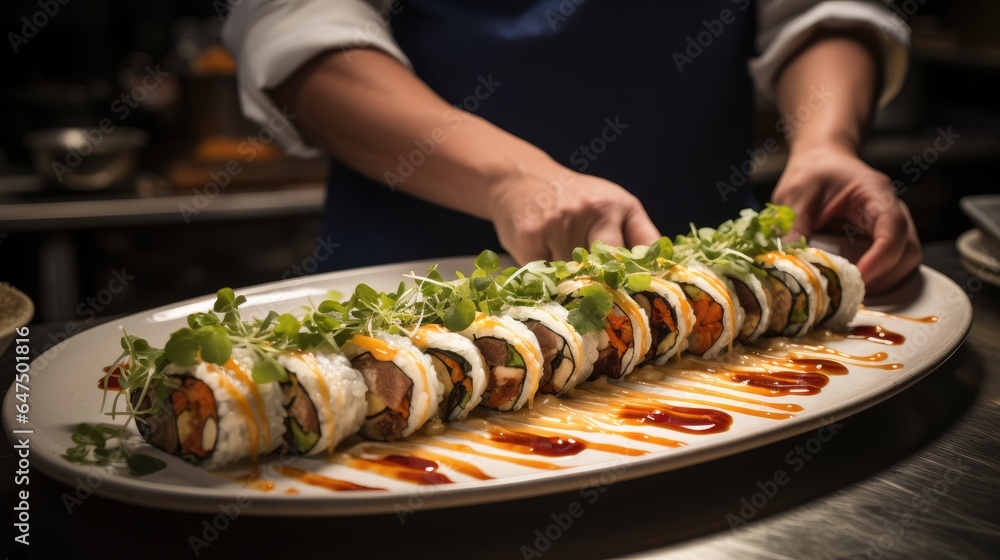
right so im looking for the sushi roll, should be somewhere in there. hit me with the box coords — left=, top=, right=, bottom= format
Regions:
left=755, top=251, right=829, bottom=337
left=796, top=247, right=864, bottom=331
left=276, top=351, right=368, bottom=456
left=342, top=332, right=443, bottom=441
left=631, top=277, right=696, bottom=365
left=133, top=347, right=286, bottom=469
left=557, top=277, right=651, bottom=379
left=459, top=313, right=544, bottom=412
left=504, top=302, right=598, bottom=396
left=666, top=263, right=743, bottom=359
left=409, top=324, right=488, bottom=421
left=722, top=267, right=772, bottom=344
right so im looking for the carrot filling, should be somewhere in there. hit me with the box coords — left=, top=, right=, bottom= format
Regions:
left=427, top=348, right=474, bottom=419
left=682, top=284, right=724, bottom=355
left=592, top=305, right=635, bottom=379
left=170, top=377, right=218, bottom=460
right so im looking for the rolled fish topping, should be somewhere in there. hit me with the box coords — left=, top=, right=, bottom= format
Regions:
left=459, top=313, right=543, bottom=412
left=342, top=332, right=442, bottom=441
left=276, top=351, right=368, bottom=456
left=796, top=247, right=864, bottom=331
left=666, top=264, right=741, bottom=360
left=134, top=347, right=286, bottom=469
left=558, top=277, right=650, bottom=380
left=504, top=303, right=597, bottom=396
left=410, top=324, right=487, bottom=421
left=756, top=252, right=829, bottom=337
left=632, top=277, right=696, bottom=365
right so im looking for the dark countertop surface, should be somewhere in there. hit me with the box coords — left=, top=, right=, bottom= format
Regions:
left=3, top=240, right=998, bottom=559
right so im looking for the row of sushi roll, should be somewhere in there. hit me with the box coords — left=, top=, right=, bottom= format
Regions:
left=102, top=205, right=865, bottom=470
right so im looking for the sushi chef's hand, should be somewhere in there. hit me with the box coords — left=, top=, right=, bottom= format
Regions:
left=772, top=143, right=922, bottom=293
left=770, top=29, right=922, bottom=294
left=485, top=167, right=662, bottom=264
left=269, top=48, right=660, bottom=265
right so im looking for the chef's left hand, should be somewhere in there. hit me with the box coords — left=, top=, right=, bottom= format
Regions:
left=771, top=143, right=922, bottom=293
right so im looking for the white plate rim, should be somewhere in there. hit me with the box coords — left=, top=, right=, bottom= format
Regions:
left=2, top=262, right=972, bottom=516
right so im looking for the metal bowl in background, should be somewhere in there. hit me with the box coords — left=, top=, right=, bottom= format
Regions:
left=24, top=127, right=148, bottom=191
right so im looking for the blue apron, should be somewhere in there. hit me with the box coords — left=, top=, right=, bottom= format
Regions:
left=319, top=0, right=758, bottom=270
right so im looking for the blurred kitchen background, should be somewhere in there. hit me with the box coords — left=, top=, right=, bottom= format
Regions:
left=0, top=0, right=998, bottom=323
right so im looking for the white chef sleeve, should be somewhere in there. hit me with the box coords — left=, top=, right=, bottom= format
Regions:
left=222, top=0, right=412, bottom=157
left=752, top=0, right=910, bottom=108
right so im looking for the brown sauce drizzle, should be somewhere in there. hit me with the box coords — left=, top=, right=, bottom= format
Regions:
left=858, top=306, right=939, bottom=323
left=412, top=438, right=566, bottom=470
left=614, top=404, right=733, bottom=434
left=98, top=364, right=123, bottom=391
left=358, top=444, right=494, bottom=480
left=347, top=456, right=453, bottom=485
left=627, top=373, right=804, bottom=412
left=154, top=304, right=929, bottom=487
left=477, top=428, right=586, bottom=457
left=469, top=418, right=647, bottom=457
left=495, top=403, right=686, bottom=448
left=572, top=385, right=793, bottom=421
left=847, top=325, right=906, bottom=346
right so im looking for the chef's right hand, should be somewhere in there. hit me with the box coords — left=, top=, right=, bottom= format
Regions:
left=486, top=166, right=662, bottom=264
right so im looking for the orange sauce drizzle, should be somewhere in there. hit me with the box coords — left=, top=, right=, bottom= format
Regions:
left=213, top=371, right=261, bottom=463
left=359, top=444, right=493, bottom=480
left=295, top=352, right=338, bottom=455
left=349, top=334, right=398, bottom=360
left=571, top=385, right=792, bottom=421
left=473, top=313, right=543, bottom=405
left=224, top=357, right=272, bottom=448
left=412, top=437, right=566, bottom=470
left=847, top=325, right=906, bottom=346
left=496, top=401, right=686, bottom=448
left=464, top=418, right=646, bottom=457
left=275, top=465, right=383, bottom=491
left=234, top=470, right=275, bottom=492
left=628, top=372, right=806, bottom=410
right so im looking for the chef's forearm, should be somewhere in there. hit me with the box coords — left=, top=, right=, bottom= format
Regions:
left=774, top=29, right=882, bottom=155
left=269, top=48, right=559, bottom=221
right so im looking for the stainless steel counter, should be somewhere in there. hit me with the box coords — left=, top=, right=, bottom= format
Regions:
left=2, top=241, right=997, bottom=559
